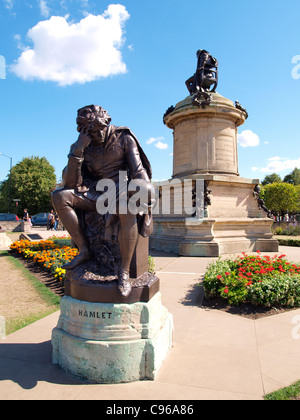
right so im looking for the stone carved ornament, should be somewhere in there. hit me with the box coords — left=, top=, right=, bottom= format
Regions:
left=253, top=185, right=274, bottom=219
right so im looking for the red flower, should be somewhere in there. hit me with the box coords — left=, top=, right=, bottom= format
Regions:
left=224, top=287, right=229, bottom=294
left=217, top=275, right=223, bottom=280
left=225, top=272, right=230, bottom=276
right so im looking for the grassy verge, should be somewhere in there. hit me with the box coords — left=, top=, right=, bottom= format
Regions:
left=0, top=250, right=61, bottom=335
left=265, top=380, right=300, bottom=400
left=1, top=250, right=61, bottom=306
left=5, top=308, right=59, bottom=336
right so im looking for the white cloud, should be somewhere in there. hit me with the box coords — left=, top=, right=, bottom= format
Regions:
left=251, top=166, right=259, bottom=172
left=10, top=4, right=130, bottom=86
left=146, top=136, right=168, bottom=150
left=3, top=0, right=13, bottom=9
left=237, top=129, right=260, bottom=148
left=146, top=137, right=158, bottom=145
left=155, top=141, right=169, bottom=150
left=260, top=157, right=300, bottom=173
left=146, top=136, right=164, bottom=145
left=38, top=0, right=50, bottom=17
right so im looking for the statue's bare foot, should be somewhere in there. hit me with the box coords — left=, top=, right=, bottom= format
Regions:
left=62, top=249, right=92, bottom=270
left=118, top=270, right=132, bottom=297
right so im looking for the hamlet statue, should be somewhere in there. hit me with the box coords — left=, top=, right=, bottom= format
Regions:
left=52, top=105, right=155, bottom=297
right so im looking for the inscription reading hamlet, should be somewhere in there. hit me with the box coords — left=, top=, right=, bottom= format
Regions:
left=78, top=310, right=113, bottom=319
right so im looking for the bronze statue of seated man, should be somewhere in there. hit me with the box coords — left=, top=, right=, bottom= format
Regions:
left=52, top=105, right=154, bottom=297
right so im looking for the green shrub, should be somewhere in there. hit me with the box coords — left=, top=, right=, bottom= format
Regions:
left=148, top=255, right=156, bottom=274
left=275, top=226, right=300, bottom=236
left=274, top=227, right=283, bottom=235
left=248, top=274, right=300, bottom=307
left=202, top=252, right=300, bottom=307
left=52, top=238, right=72, bottom=247
left=277, top=238, right=300, bottom=247
left=202, top=258, right=233, bottom=298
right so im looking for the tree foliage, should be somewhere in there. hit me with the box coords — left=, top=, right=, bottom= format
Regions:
left=283, top=168, right=300, bottom=186
left=0, top=156, right=57, bottom=216
left=261, top=173, right=282, bottom=186
left=261, top=182, right=298, bottom=215
left=296, top=185, right=300, bottom=211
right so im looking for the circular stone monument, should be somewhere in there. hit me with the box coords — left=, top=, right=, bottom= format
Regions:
left=164, top=92, right=246, bottom=179
left=151, top=50, right=278, bottom=256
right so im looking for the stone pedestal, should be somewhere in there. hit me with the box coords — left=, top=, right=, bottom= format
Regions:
left=0, top=316, right=5, bottom=339
left=168, top=93, right=242, bottom=178
left=20, top=221, right=31, bottom=232
left=150, top=93, right=278, bottom=256
left=52, top=293, right=173, bottom=383
left=0, top=232, right=11, bottom=248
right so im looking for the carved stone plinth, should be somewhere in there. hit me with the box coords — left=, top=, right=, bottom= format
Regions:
left=0, top=232, right=11, bottom=248
left=151, top=174, right=278, bottom=256
left=52, top=235, right=173, bottom=383
left=0, top=316, right=5, bottom=339
left=20, top=221, right=31, bottom=232
left=52, top=293, right=173, bottom=383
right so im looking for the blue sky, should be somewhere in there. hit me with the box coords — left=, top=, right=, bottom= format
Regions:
left=0, top=0, right=300, bottom=186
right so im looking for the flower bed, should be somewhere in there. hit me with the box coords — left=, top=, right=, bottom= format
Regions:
left=10, top=237, right=156, bottom=286
left=203, top=251, right=300, bottom=307
left=10, top=237, right=77, bottom=284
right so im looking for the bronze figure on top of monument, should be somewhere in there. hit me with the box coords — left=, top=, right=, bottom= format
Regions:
left=52, top=105, right=157, bottom=300
left=185, top=49, right=218, bottom=108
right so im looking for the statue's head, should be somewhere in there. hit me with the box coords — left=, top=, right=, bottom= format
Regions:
left=76, top=105, right=111, bottom=133
left=196, top=49, right=209, bottom=58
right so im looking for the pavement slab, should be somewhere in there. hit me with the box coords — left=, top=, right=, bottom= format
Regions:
left=1, top=245, right=300, bottom=400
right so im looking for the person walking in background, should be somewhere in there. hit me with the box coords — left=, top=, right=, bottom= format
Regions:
left=23, top=208, right=29, bottom=221
left=48, top=209, right=55, bottom=231
left=54, top=213, right=59, bottom=230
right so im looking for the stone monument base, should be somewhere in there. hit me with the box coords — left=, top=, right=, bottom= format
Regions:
left=150, top=175, right=278, bottom=256
left=52, top=293, right=173, bottom=383
left=150, top=217, right=278, bottom=256
left=0, top=316, right=6, bottom=339
left=0, top=232, right=12, bottom=248
left=20, top=221, right=31, bottom=232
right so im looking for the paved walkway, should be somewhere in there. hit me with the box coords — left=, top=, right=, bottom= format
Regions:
left=1, top=246, right=300, bottom=400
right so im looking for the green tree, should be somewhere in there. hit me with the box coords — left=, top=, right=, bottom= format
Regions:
left=296, top=185, right=300, bottom=212
left=0, top=156, right=57, bottom=216
left=261, top=182, right=297, bottom=216
left=261, top=173, right=282, bottom=186
left=283, top=168, right=300, bottom=185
